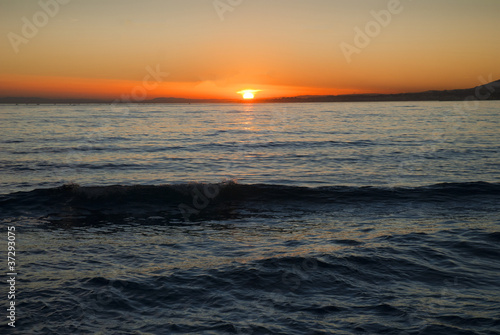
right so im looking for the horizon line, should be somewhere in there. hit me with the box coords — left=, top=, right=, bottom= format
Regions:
left=1, top=79, right=499, bottom=104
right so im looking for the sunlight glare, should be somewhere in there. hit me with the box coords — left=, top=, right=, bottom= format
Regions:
left=237, top=89, right=261, bottom=100
left=243, top=92, right=254, bottom=99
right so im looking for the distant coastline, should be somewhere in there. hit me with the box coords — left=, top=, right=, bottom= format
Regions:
left=1, top=80, right=499, bottom=104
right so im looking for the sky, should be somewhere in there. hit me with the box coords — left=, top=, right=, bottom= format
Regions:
left=0, top=0, right=499, bottom=100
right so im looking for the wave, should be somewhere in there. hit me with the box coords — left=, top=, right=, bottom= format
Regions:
left=1, top=181, right=499, bottom=223
left=22, top=251, right=500, bottom=334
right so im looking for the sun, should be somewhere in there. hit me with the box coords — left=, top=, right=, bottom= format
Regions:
left=237, top=89, right=261, bottom=100
left=243, top=92, right=254, bottom=99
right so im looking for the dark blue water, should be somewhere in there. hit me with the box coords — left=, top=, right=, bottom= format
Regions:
left=1, top=102, right=499, bottom=334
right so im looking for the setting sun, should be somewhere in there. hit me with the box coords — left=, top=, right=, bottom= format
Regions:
left=237, top=89, right=261, bottom=100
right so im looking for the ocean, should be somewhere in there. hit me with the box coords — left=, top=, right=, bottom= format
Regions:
left=1, top=101, right=499, bottom=334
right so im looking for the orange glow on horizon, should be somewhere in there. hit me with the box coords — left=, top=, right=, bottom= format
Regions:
left=0, top=75, right=376, bottom=100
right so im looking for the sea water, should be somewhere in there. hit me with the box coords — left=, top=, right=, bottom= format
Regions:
left=1, top=102, right=499, bottom=334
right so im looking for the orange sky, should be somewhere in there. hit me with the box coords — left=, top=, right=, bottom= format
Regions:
left=1, top=0, right=499, bottom=100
